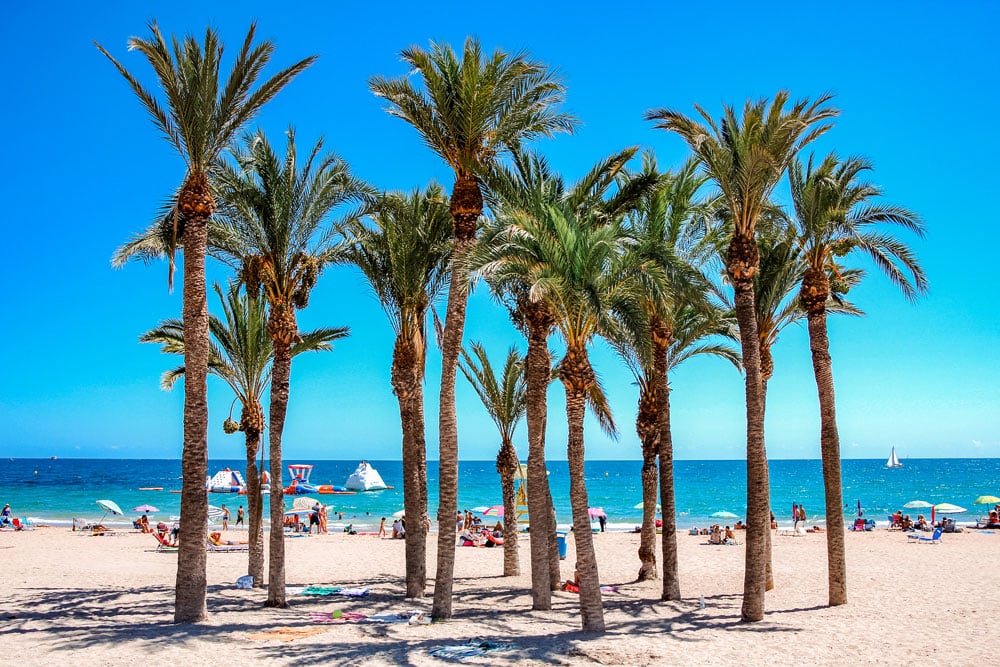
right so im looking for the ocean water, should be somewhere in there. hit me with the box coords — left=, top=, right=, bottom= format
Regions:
left=1, top=458, right=997, bottom=531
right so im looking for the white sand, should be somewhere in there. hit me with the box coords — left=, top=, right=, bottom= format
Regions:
left=0, top=525, right=995, bottom=665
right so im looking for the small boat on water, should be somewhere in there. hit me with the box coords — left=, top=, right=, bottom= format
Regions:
left=317, top=485, right=355, bottom=495
left=284, top=464, right=318, bottom=495
left=886, top=446, right=903, bottom=468
left=344, top=461, right=390, bottom=491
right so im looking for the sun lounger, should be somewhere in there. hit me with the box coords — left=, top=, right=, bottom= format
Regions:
left=152, top=531, right=178, bottom=551
left=207, top=541, right=249, bottom=552
left=907, top=527, right=942, bottom=544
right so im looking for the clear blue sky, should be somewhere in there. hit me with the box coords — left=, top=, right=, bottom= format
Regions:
left=1, top=1, right=997, bottom=461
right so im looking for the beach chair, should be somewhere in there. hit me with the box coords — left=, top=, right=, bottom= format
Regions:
left=207, top=540, right=249, bottom=553
left=907, top=527, right=942, bottom=544
left=152, top=531, right=178, bottom=551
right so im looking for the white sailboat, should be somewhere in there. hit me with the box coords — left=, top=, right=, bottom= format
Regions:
left=885, top=446, right=903, bottom=468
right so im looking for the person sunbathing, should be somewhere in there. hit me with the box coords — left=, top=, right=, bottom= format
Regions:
left=209, top=531, right=247, bottom=546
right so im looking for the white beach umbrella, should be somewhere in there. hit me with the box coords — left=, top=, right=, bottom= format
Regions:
left=711, top=511, right=739, bottom=520
left=392, top=509, right=406, bottom=519
left=633, top=501, right=662, bottom=512
left=903, top=500, right=933, bottom=509
left=933, top=503, right=966, bottom=514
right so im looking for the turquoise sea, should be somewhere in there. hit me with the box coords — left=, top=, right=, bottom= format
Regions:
left=1, top=458, right=997, bottom=531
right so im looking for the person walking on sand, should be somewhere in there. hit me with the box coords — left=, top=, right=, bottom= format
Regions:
left=792, top=503, right=800, bottom=530
left=221, top=504, right=230, bottom=531
left=236, top=505, right=245, bottom=528
left=378, top=516, right=387, bottom=537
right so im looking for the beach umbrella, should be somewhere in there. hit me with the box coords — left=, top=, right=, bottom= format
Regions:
left=291, top=497, right=318, bottom=510
left=633, top=501, right=661, bottom=512
left=470, top=506, right=490, bottom=514
left=391, top=509, right=406, bottom=519
left=482, top=505, right=504, bottom=517
left=973, top=495, right=1000, bottom=506
left=207, top=505, right=225, bottom=523
left=96, top=499, right=124, bottom=522
left=131, top=504, right=159, bottom=514
left=711, top=511, right=738, bottom=520
left=933, top=503, right=966, bottom=514
left=903, top=500, right=933, bottom=509
left=588, top=507, right=607, bottom=519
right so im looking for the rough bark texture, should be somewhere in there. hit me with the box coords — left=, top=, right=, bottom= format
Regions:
left=431, top=184, right=478, bottom=619
left=242, top=402, right=266, bottom=587
left=729, top=252, right=769, bottom=623
left=265, top=305, right=296, bottom=608
left=653, top=319, right=680, bottom=600
left=560, top=345, right=605, bottom=633
left=546, top=493, right=561, bottom=591
left=522, top=297, right=555, bottom=609
left=636, top=385, right=658, bottom=581
left=802, top=270, right=847, bottom=606
left=760, top=376, right=774, bottom=592
left=496, top=439, right=520, bottom=576
left=174, top=174, right=211, bottom=624
left=392, top=335, right=427, bottom=597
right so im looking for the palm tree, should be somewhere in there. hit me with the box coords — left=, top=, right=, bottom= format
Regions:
left=370, top=38, right=574, bottom=620
left=789, top=153, right=927, bottom=606
left=477, top=147, right=643, bottom=609
left=459, top=342, right=527, bottom=576
left=613, top=154, right=732, bottom=590
left=335, top=185, right=453, bottom=597
left=646, top=92, right=838, bottom=621
left=97, top=22, right=315, bottom=623
left=211, top=129, right=362, bottom=607
left=140, top=282, right=344, bottom=588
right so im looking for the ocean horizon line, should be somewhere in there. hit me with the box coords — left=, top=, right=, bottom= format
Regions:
left=5, top=455, right=998, bottom=462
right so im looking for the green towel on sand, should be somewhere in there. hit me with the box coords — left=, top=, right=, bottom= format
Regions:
left=302, top=586, right=341, bottom=596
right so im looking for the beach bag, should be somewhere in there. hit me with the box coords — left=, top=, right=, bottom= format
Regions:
left=237, top=575, right=254, bottom=590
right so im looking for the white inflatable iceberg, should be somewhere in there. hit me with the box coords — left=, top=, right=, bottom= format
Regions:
left=344, top=461, right=388, bottom=491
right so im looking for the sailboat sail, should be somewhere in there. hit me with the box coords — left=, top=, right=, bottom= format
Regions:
left=886, top=446, right=903, bottom=468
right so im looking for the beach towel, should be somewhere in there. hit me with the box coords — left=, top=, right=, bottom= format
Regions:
left=247, top=626, right=327, bottom=642
left=337, top=587, right=370, bottom=597
left=367, top=611, right=424, bottom=623
left=428, top=640, right=513, bottom=662
left=310, top=611, right=367, bottom=623
left=302, top=586, right=341, bottom=596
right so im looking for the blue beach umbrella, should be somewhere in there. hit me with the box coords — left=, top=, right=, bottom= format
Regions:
left=96, top=499, right=124, bottom=523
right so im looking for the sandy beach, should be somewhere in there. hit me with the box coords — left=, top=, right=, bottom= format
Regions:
left=0, top=525, right=994, bottom=665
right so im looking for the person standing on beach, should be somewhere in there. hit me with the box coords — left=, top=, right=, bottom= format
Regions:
left=793, top=503, right=800, bottom=529
left=378, top=517, right=387, bottom=537
left=221, top=504, right=230, bottom=531
left=798, top=505, right=806, bottom=525
left=598, top=514, right=607, bottom=532
left=236, top=505, right=244, bottom=528
left=1, top=503, right=11, bottom=526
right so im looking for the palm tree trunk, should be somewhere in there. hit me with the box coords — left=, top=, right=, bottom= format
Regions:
left=760, top=376, right=774, bottom=592
left=265, top=338, right=292, bottom=608
left=732, top=278, right=768, bottom=623
left=636, top=387, right=658, bottom=581
left=174, top=177, right=210, bottom=624
left=523, top=300, right=555, bottom=609
left=561, top=345, right=604, bottom=633
left=657, top=375, right=680, bottom=601
left=431, top=238, right=475, bottom=620
left=497, top=439, right=520, bottom=576
left=807, top=310, right=847, bottom=605
left=392, top=337, right=427, bottom=597
left=243, top=422, right=265, bottom=587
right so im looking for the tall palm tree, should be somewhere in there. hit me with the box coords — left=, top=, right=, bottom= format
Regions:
left=335, top=185, right=453, bottom=597
left=370, top=38, right=574, bottom=620
left=789, top=153, right=927, bottom=606
left=97, top=22, right=315, bottom=623
left=486, top=199, right=634, bottom=632
left=646, top=92, right=838, bottom=621
left=614, top=154, right=732, bottom=590
left=477, top=147, right=643, bottom=608
left=459, top=342, right=527, bottom=576
left=211, top=129, right=362, bottom=607
left=140, top=282, right=344, bottom=588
